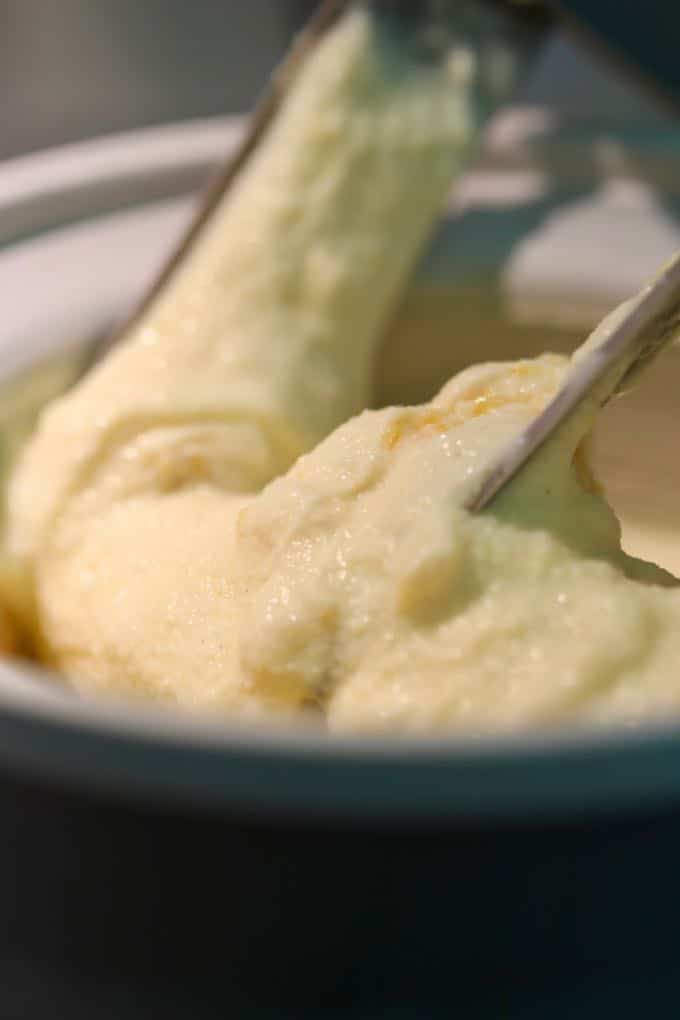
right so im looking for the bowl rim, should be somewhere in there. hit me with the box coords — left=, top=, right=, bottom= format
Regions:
left=3, top=656, right=680, bottom=822
left=2, top=119, right=680, bottom=823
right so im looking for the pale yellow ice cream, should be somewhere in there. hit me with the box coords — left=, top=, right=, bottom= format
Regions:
left=236, top=350, right=680, bottom=734
left=10, top=322, right=680, bottom=733
left=4, top=6, right=680, bottom=734
left=8, top=8, right=480, bottom=566
left=4, top=6, right=485, bottom=712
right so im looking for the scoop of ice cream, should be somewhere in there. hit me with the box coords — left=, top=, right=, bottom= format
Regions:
left=232, top=352, right=680, bottom=733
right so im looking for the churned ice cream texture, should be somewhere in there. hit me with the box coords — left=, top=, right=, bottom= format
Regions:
left=4, top=7, right=484, bottom=707
left=235, top=339, right=680, bottom=734
left=5, top=7, right=680, bottom=733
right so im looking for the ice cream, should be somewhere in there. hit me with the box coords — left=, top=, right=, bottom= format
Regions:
left=8, top=7, right=483, bottom=567
left=8, top=289, right=680, bottom=733
left=4, top=6, right=680, bottom=734
left=3, top=6, right=486, bottom=709
left=236, top=347, right=680, bottom=734
left=9, top=309, right=680, bottom=732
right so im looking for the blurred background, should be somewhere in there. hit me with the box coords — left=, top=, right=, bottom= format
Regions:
left=0, top=0, right=671, bottom=161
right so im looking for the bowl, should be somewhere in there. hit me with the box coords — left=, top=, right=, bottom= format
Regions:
left=2, top=115, right=680, bottom=1015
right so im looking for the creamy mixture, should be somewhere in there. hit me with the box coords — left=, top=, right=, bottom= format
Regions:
left=2, top=8, right=680, bottom=734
